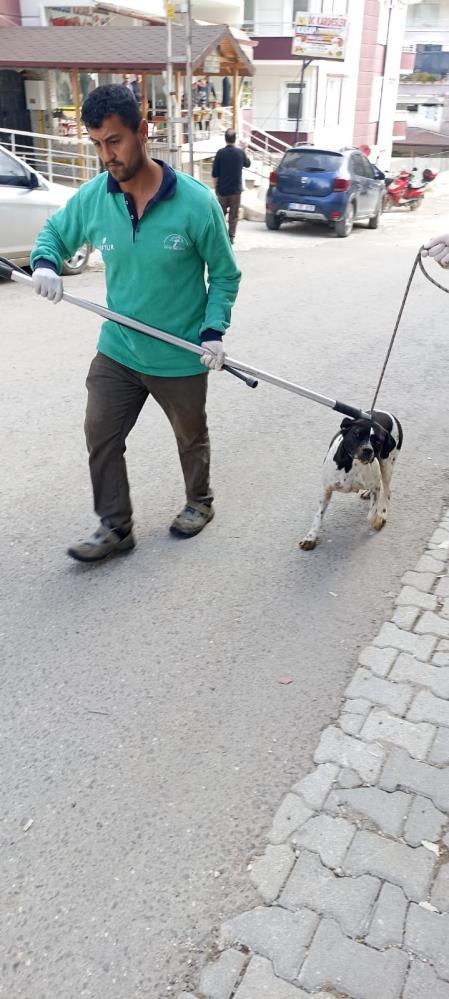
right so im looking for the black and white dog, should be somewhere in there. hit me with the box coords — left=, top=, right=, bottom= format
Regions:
left=299, top=410, right=403, bottom=551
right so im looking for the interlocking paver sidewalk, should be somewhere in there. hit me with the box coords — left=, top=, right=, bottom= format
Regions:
left=178, top=511, right=449, bottom=999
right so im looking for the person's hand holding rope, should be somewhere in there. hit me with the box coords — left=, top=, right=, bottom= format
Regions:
left=422, top=234, right=449, bottom=269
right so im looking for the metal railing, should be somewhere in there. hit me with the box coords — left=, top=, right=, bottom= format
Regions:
left=1, top=111, right=304, bottom=193
left=243, top=19, right=296, bottom=35
left=0, top=126, right=98, bottom=185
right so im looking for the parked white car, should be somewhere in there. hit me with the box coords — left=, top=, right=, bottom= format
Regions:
left=0, top=144, right=90, bottom=274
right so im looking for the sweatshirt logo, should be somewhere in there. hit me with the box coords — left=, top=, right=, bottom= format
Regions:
left=164, top=233, right=189, bottom=251
left=99, top=235, right=114, bottom=252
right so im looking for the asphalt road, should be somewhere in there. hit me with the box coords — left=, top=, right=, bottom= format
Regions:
left=2, top=190, right=449, bottom=998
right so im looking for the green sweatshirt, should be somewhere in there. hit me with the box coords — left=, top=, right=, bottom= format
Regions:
left=31, top=166, right=241, bottom=377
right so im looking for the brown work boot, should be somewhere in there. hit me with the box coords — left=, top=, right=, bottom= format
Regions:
left=169, top=502, right=214, bottom=538
left=67, top=523, right=135, bottom=562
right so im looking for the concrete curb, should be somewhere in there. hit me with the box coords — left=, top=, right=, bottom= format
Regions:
left=178, top=506, right=449, bottom=999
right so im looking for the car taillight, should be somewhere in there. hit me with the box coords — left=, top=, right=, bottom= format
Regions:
left=333, top=177, right=351, bottom=192
left=269, top=170, right=278, bottom=185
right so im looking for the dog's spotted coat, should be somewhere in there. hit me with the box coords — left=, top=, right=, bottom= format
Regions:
left=299, top=410, right=403, bottom=551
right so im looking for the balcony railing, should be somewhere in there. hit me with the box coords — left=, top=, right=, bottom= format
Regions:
left=243, top=18, right=297, bottom=37
left=404, top=24, right=449, bottom=43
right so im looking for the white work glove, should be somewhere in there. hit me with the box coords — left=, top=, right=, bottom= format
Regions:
left=32, top=267, right=64, bottom=303
left=422, top=234, right=449, bottom=268
left=200, top=339, right=226, bottom=371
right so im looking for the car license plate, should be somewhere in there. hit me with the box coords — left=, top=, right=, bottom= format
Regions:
left=289, top=202, right=315, bottom=212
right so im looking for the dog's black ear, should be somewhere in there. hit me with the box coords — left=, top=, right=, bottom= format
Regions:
left=340, top=417, right=354, bottom=432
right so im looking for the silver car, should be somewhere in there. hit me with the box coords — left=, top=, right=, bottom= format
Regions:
left=0, top=144, right=90, bottom=274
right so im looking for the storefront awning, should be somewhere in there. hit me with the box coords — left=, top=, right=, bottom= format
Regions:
left=0, top=24, right=254, bottom=75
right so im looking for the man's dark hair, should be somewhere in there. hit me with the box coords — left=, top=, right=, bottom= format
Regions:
left=225, top=129, right=237, bottom=144
left=81, top=84, right=141, bottom=131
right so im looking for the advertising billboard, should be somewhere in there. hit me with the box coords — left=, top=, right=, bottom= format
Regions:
left=46, top=6, right=109, bottom=25
left=292, top=14, right=348, bottom=62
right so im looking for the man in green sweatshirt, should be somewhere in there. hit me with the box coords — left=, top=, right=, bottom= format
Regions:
left=31, top=84, right=241, bottom=562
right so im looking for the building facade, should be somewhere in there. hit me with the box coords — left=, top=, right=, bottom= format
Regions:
left=404, top=0, right=449, bottom=73
left=1, top=0, right=422, bottom=171
left=393, top=4, right=449, bottom=161
left=245, top=0, right=422, bottom=167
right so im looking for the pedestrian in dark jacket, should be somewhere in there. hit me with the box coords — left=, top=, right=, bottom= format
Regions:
left=212, top=129, right=251, bottom=244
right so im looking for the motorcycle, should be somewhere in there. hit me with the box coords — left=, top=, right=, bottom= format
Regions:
left=384, top=166, right=438, bottom=211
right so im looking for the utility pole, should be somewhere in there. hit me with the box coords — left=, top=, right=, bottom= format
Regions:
left=185, top=0, right=194, bottom=175
left=165, top=0, right=179, bottom=168
left=294, top=58, right=312, bottom=146
left=376, top=0, right=405, bottom=167
left=166, top=0, right=193, bottom=171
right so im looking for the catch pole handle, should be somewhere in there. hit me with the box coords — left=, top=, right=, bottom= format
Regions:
left=223, top=363, right=258, bottom=388
left=0, top=260, right=15, bottom=281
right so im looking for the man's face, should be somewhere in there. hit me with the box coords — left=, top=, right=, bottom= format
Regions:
left=87, top=113, right=148, bottom=183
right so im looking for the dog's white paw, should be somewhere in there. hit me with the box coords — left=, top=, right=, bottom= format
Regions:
left=299, top=537, right=318, bottom=551
left=369, top=513, right=387, bottom=532
left=359, top=490, right=370, bottom=500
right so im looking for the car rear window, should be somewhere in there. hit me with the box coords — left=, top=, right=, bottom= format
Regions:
left=280, top=150, right=343, bottom=172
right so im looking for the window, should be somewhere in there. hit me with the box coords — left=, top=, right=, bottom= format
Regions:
left=0, top=149, right=29, bottom=186
left=286, top=82, right=305, bottom=121
left=292, top=0, right=309, bottom=22
left=320, top=0, right=348, bottom=13
left=422, top=103, right=439, bottom=122
left=351, top=152, right=367, bottom=177
left=362, top=156, right=375, bottom=179
left=407, top=3, right=439, bottom=28
left=324, top=76, right=343, bottom=127
left=281, top=149, right=343, bottom=171
left=243, top=0, right=254, bottom=31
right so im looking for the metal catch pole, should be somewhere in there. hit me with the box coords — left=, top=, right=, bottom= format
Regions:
left=0, top=262, right=369, bottom=420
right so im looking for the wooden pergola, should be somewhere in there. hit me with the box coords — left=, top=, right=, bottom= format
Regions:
left=0, top=24, right=254, bottom=135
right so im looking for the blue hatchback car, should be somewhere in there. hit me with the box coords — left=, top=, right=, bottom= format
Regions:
left=265, top=146, right=385, bottom=237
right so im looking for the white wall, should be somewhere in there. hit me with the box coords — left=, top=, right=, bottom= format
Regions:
left=252, top=0, right=352, bottom=38
left=191, top=0, right=244, bottom=24
left=253, top=0, right=293, bottom=37
left=405, top=0, right=449, bottom=43
left=406, top=100, right=443, bottom=127
left=407, top=0, right=449, bottom=28
left=376, top=1, right=410, bottom=167
left=312, top=0, right=364, bottom=147
left=251, top=0, right=363, bottom=141
left=251, top=63, right=317, bottom=131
